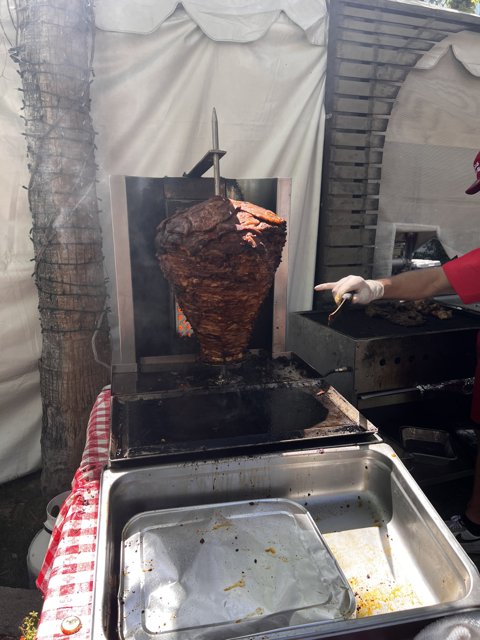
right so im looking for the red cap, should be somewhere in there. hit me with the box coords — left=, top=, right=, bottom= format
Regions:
left=466, top=151, right=480, bottom=195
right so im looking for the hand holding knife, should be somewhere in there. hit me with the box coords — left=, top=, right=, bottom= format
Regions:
left=327, top=292, right=353, bottom=326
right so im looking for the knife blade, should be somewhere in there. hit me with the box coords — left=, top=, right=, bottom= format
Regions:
left=328, top=292, right=353, bottom=326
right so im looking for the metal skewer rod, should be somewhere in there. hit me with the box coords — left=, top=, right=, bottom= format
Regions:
left=212, top=107, right=221, bottom=196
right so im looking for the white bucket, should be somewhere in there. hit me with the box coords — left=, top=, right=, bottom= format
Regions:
left=27, top=490, right=70, bottom=587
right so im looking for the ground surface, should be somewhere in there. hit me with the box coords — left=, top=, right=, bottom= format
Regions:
left=0, top=471, right=47, bottom=638
left=0, top=471, right=47, bottom=589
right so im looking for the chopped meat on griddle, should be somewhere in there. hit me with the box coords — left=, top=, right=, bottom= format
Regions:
left=365, top=299, right=453, bottom=326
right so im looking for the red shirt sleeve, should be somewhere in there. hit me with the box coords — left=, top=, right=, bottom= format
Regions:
left=442, top=248, right=480, bottom=304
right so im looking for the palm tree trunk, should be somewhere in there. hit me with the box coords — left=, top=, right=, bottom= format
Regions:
left=11, top=0, right=110, bottom=498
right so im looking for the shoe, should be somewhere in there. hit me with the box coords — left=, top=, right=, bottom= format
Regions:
left=446, top=514, right=480, bottom=553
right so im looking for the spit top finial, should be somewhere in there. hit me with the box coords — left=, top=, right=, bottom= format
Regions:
left=212, top=107, right=221, bottom=196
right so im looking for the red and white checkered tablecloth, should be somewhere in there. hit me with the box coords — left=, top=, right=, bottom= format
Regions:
left=36, top=386, right=111, bottom=640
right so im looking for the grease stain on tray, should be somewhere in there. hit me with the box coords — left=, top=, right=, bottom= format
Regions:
left=224, top=578, right=246, bottom=591
left=348, top=576, right=422, bottom=617
left=324, top=523, right=433, bottom=618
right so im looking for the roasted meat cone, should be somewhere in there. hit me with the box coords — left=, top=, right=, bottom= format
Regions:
left=155, top=196, right=286, bottom=364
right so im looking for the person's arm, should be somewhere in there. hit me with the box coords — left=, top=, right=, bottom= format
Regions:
left=314, top=266, right=455, bottom=305
left=379, top=266, right=454, bottom=300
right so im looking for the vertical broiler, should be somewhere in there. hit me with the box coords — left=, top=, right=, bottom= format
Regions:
left=92, top=116, right=480, bottom=640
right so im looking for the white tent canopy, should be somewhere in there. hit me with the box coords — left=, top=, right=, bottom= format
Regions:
left=94, top=0, right=328, bottom=43
left=0, top=0, right=328, bottom=484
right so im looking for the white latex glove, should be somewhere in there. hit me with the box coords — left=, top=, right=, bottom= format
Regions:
left=314, top=275, right=384, bottom=305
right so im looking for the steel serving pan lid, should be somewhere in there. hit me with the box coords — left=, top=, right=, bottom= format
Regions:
left=118, top=498, right=356, bottom=640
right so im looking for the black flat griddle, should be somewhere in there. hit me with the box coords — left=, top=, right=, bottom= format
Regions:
left=312, top=305, right=480, bottom=340
left=110, top=354, right=376, bottom=465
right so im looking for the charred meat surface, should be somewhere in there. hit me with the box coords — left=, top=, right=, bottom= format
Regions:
left=154, top=196, right=286, bottom=364
left=365, top=299, right=453, bottom=326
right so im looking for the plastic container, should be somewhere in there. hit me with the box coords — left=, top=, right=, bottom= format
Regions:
left=27, top=490, right=70, bottom=586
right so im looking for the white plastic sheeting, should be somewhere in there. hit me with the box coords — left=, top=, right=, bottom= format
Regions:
left=0, top=14, right=42, bottom=482
left=373, top=31, right=480, bottom=278
left=0, top=1, right=327, bottom=483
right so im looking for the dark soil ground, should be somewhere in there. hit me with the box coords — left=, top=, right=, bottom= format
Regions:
left=0, top=471, right=47, bottom=639
left=0, top=470, right=47, bottom=590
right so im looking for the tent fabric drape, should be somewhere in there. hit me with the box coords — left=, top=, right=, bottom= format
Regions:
left=415, top=31, right=480, bottom=76
left=373, top=33, right=480, bottom=278
left=94, top=0, right=328, bottom=45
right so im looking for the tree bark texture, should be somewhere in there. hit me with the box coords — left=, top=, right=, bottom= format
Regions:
left=10, top=0, right=110, bottom=498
